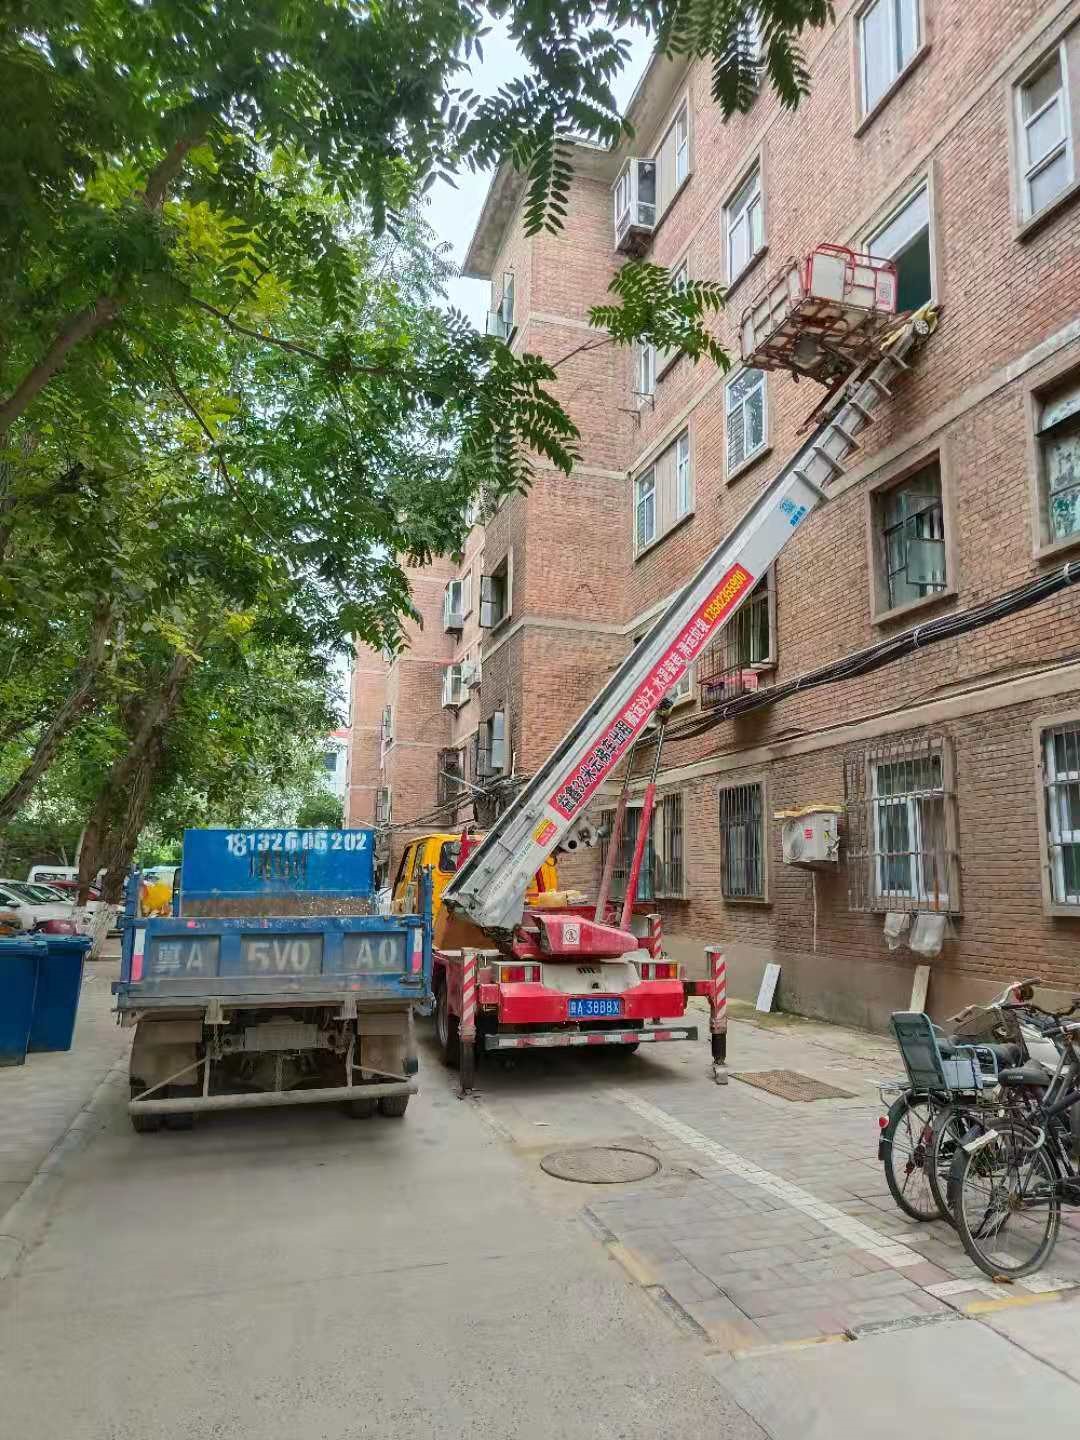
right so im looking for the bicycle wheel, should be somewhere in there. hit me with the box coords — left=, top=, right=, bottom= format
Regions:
left=928, top=1101, right=973, bottom=1225
left=954, top=1121, right=1061, bottom=1279
left=882, top=1092, right=941, bottom=1221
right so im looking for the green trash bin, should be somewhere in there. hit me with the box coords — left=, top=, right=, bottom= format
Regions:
left=0, top=936, right=46, bottom=1065
left=29, top=935, right=93, bottom=1053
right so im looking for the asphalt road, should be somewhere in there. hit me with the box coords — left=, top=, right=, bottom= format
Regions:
left=0, top=1028, right=763, bottom=1440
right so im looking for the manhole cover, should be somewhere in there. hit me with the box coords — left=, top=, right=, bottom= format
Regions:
left=540, top=1146, right=661, bottom=1184
left=732, top=1069, right=855, bottom=1102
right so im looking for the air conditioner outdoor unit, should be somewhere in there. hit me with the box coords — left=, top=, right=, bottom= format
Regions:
left=777, top=806, right=842, bottom=868
left=613, top=158, right=658, bottom=254
left=462, top=659, right=481, bottom=689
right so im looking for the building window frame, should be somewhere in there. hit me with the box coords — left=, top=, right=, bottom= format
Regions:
left=1027, top=359, right=1080, bottom=558
left=855, top=0, right=925, bottom=126
left=719, top=778, right=768, bottom=903
left=636, top=341, right=656, bottom=400
left=844, top=733, right=961, bottom=914
left=1034, top=713, right=1080, bottom=917
left=864, top=175, right=937, bottom=314
left=633, top=429, right=693, bottom=556
left=866, top=443, right=957, bottom=624
left=698, top=570, right=776, bottom=708
left=635, top=467, right=657, bottom=552
left=723, top=158, right=765, bottom=288
left=479, top=554, right=512, bottom=630
left=599, top=792, right=685, bottom=901
left=657, top=259, right=689, bottom=380
left=1015, top=42, right=1075, bottom=224
left=725, top=366, right=768, bottom=479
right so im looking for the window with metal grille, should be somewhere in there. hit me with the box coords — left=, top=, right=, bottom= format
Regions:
left=873, top=461, right=947, bottom=612
left=599, top=793, right=684, bottom=900
left=719, top=782, right=765, bottom=899
left=844, top=734, right=959, bottom=912
left=1038, top=378, right=1080, bottom=545
left=726, top=367, right=766, bottom=474
left=1041, top=722, right=1080, bottom=908
left=437, top=748, right=464, bottom=807
left=699, top=574, right=773, bottom=708
left=375, top=786, right=392, bottom=825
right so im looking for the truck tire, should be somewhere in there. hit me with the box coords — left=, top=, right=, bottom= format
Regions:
left=344, top=1095, right=378, bottom=1119
left=378, top=1094, right=410, bottom=1118
left=435, top=979, right=460, bottom=1069
left=129, top=1081, right=162, bottom=1134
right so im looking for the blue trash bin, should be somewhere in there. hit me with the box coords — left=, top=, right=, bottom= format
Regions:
left=29, top=935, right=93, bottom=1054
left=0, top=937, right=46, bottom=1066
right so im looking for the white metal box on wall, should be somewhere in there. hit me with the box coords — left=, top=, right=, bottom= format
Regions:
left=776, top=805, right=842, bottom=868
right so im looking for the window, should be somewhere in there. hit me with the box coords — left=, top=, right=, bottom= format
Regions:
left=322, top=750, right=339, bottom=773
left=479, top=557, right=510, bottom=628
left=437, top=748, right=464, bottom=807
left=675, top=106, right=689, bottom=185
left=442, top=664, right=467, bottom=708
left=443, top=576, right=467, bottom=630
left=635, top=468, right=657, bottom=551
left=859, top=0, right=920, bottom=115
left=724, top=163, right=763, bottom=283
left=375, top=786, right=392, bottom=824
left=657, top=261, right=689, bottom=377
left=698, top=573, right=774, bottom=707
left=381, top=704, right=393, bottom=747
left=1017, top=47, right=1073, bottom=219
left=867, top=182, right=931, bottom=313
left=1041, top=721, right=1080, bottom=908
left=844, top=735, right=959, bottom=912
left=633, top=430, right=691, bottom=553
left=873, top=460, right=947, bottom=612
left=1037, top=377, right=1080, bottom=545
left=725, top=368, right=766, bottom=474
left=719, top=782, right=765, bottom=900
left=636, top=343, right=656, bottom=398
left=475, top=710, right=507, bottom=777
left=599, top=793, right=684, bottom=900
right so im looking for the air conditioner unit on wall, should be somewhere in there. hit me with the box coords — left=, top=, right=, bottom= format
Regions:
left=776, top=806, right=842, bottom=869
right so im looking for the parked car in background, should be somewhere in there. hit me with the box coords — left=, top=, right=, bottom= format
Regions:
left=0, top=880, right=86, bottom=934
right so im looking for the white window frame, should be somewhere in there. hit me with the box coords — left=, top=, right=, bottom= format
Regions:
left=859, top=0, right=920, bottom=116
left=865, top=180, right=933, bottom=311
left=635, top=468, right=657, bottom=552
left=870, top=753, right=948, bottom=908
left=1043, top=725, right=1080, bottom=907
left=675, top=432, right=692, bottom=518
left=724, top=162, right=764, bottom=284
left=674, top=104, right=690, bottom=185
left=637, top=342, right=656, bottom=398
left=1016, top=44, right=1074, bottom=221
left=657, top=261, right=689, bottom=379
left=725, top=367, right=767, bottom=475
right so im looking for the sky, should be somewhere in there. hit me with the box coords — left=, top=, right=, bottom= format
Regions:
left=428, top=19, right=654, bottom=328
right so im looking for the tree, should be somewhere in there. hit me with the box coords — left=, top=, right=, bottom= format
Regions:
left=296, top=793, right=345, bottom=831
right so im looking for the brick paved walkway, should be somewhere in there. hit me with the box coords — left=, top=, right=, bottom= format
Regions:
left=0, top=958, right=130, bottom=1230
left=579, top=1003, right=1080, bottom=1351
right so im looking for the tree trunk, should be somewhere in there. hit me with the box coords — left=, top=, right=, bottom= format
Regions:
left=0, top=133, right=203, bottom=438
left=77, top=648, right=195, bottom=921
left=0, top=602, right=116, bottom=825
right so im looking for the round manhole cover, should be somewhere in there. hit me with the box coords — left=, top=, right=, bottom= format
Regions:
left=540, top=1146, right=661, bottom=1184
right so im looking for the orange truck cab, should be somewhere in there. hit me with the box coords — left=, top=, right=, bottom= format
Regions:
left=390, top=833, right=558, bottom=922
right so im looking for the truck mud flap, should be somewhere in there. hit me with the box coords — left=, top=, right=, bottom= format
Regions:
left=483, top=1025, right=698, bottom=1051
left=128, top=1079, right=418, bottom=1115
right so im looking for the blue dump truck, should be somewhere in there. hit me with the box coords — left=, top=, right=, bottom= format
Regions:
left=114, top=827, right=432, bottom=1132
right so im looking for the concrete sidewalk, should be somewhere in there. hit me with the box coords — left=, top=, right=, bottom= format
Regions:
left=576, top=999, right=1080, bottom=1349
left=0, top=957, right=130, bottom=1235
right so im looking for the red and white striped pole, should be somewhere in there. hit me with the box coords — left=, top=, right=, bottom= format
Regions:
left=647, top=912, right=662, bottom=959
left=459, top=950, right=478, bottom=1094
left=705, top=944, right=728, bottom=1081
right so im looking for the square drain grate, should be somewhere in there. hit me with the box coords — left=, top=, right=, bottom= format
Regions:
left=732, top=1069, right=856, bottom=1102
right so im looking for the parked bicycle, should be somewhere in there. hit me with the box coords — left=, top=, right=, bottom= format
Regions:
left=946, top=999, right=1080, bottom=1279
left=879, top=981, right=1059, bottom=1224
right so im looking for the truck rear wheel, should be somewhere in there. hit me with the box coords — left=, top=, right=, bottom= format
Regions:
left=435, top=979, right=460, bottom=1069
left=379, top=1094, right=410, bottom=1118
left=129, top=1081, right=162, bottom=1134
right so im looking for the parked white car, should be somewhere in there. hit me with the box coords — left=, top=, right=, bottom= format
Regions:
left=0, top=880, right=89, bottom=934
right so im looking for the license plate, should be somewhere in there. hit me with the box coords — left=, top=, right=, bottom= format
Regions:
left=568, top=996, right=622, bottom=1019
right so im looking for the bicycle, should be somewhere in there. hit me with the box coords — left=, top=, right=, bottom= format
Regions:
left=948, top=1000, right=1080, bottom=1279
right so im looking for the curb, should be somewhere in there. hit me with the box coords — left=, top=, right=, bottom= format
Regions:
left=0, top=1059, right=127, bottom=1283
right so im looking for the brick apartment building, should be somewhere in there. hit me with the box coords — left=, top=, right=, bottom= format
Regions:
left=350, top=0, right=1080, bottom=1027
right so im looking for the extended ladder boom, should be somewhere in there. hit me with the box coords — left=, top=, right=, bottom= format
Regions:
left=444, top=311, right=936, bottom=935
